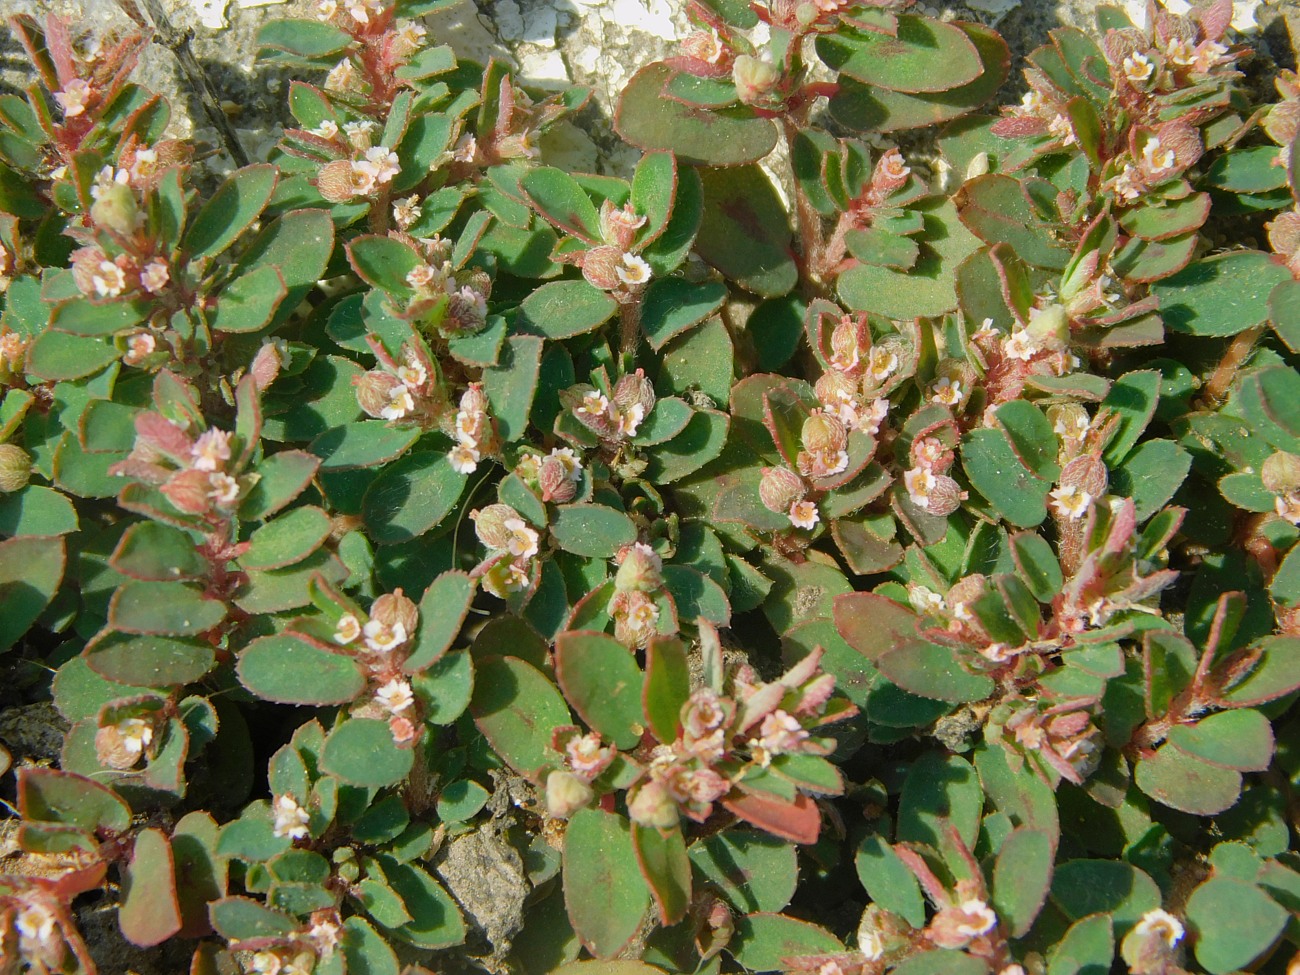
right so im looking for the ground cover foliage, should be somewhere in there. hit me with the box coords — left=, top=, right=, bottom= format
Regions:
left=1, top=0, right=1300, bottom=971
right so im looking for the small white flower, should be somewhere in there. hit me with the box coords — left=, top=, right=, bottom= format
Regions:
left=615, top=253, right=652, bottom=286
left=756, top=709, right=808, bottom=756
left=972, top=318, right=999, bottom=342
left=124, top=332, right=156, bottom=365
left=1048, top=113, right=1077, bottom=146
left=904, top=466, right=937, bottom=508
left=1276, top=491, right=1300, bottom=526
left=326, top=59, right=357, bottom=92
left=140, top=260, right=170, bottom=294
left=617, top=402, right=645, bottom=437
left=1003, top=330, right=1038, bottom=362
left=1054, top=413, right=1090, bottom=441
left=1020, top=89, right=1044, bottom=112
left=358, top=146, right=401, bottom=185
left=393, top=195, right=422, bottom=229
left=309, top=919, right=342, bottom=957
left=343, top=119, right=377, bottom=151
left=866, top=347, right=898, bottom=384
left=117, top=717, right=153, bottom=756
left=549, top=447, right=582, bottom=480
left=380, top=384, right=415, bottom=421
left=504, top=518, right=540, bottom=560
left=1050, top=484, right=1093, bottom=520
left=1142, top=136, right=1176, bottom=174
left=482, top=558, right=530, bottom=598
left=1165, top=37, right=1196, bottom=67
left=1123, top=51, right=1154, bottom=82
left=91, top=260, right=127, bottom=298
left=208, top=473, right=241, bottom=505
left=578, top=391, right=612, bottom=419
left=858, top=927, right=885, bottom=962
left=15, top=902, right=58, bottom=952
left=345, top=160, right=379, bottom=197
left=788, top=499, right=819, bottom=530
left=396, top=359, right=427, bottom=388
left=375, top=677, right=415, bottom=714
left=334, top=613, right=361, bottom=645
left=316, top=0, right=339, bottom=19
left=954, top=898, right=998, bottom=937
left=859, top=398, right=889, bottom=437
left=908, top=585, right=946, bottom=614
left=363, top=618, right=408, bottom=653
left=54, top=78, right=93, bottom=118
left=931, top=377, right=962, bottom=407
left=981, top=642, right=1016, bottom=663
left=311, top=119, right=340, bottom=140
left=191, top=429, right=232, bottom=472
left=272, top=795, right=311, bottom=839
left=449, top=442, right=480, bottom=474
left=1134, top=908, right=1185, bottom=947
left=250, top=951, right=282, bottom=975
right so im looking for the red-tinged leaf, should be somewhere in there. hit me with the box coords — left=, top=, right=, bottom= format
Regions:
left=564, top=808, right=652, bottom=959
left=643, top=636, right=690, bottom=744
left=172, top=812, right=226, bottom=938
left=721, top=790, right=822, bottom=845
left=18, top=767, right=132, bottom=834
left=832, top=591, right=918, bottom=662
left=632, top=823, right=691, bottom=925
left=119, top=828, right=183, bottom=947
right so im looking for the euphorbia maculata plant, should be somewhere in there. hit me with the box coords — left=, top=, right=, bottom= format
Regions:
left=1, top=0, right=1300, bottom=973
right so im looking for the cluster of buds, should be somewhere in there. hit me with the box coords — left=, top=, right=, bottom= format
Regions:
left=0, top=328, right=27, bottom=387
left=472, top=503, right=542, bottom=599
left=766, top=0, right=856, bottom=34
left=447, top=383, right=499, bottom=475
left=515, top=446, right=584, bottom=503
left=567, top=370, right=656, bottom=443
left=906, top=575, right=1042, bottom=667
left=311, top=0, right=427, bottom=111
left=331, top=589, right=421, bottom=743
left=544, top=728, right=618, bottom=818
left=272, top=794, right=313, bottom=841
left=94, top=712, right=158, bottom=770
left=1262, top=451, right=1300, bottom=526
left=355, top=337, right=447, bottom=427
left=846, top=150, right=913, bottom=230
left=991, top=74, right=1079, bottom=148
left=1100, top=122, right=1203, bottom=205
left=246, top=946, right=317, bottom=975
left=925, top=886, right=1000, bottom=952
left=902, top=431, right=967, bottom=518
left=397, top=235, right=492, bottom=335
left=1263, top=69, right=1300, bottom=172
left=562, top=201, right=653, bottom=299
left=109, top=413, right=254, bottom=518
left=1104, top=0, right=1236, bottom=104
left=1265, top=207, right=1300, bottom=279
left=1001, top=700, right=1103, bottom=785
left=447, top=69, right=583, bottom=170
left=732, top=646, right=848, bottom=765
left=970, top=305, right=1080, bottom=407
left=608, top=542, right=665, bottom=649
left=313, top=119, right=403, bottom=203
left=35, top=16, right=148, bottom=147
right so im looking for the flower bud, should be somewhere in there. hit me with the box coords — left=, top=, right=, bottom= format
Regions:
left=801, top=410, right=847, bottom=454
left=815, top=369, right=857, bottom=409
left=370, top=589, right=419, bottom=639
left=759, top=466, right=805, bottom=513
left=615, top=542, right=663, bottom=593
left=1262, top=451, right=1300, bottom=495
left=538, top=455, right=578, bottom=503
left=732, top=54, right=780, bottom=105
left=316, top=159, right=364, bottom=202
left=1026, top=302, right=1069, bottom=345
left=0, top=443, right=32, bottom=492
left=925, top=474, right=968, bottom=517
left=1060, top=454, right=1108, bottom=498
left=613, top=369, right=656, bottom=418
left=545, top=769, right=595, bottom=819
left=161, top=468, right=213, bottom=514
left=90, top=183, right=139, bottom=235
left=354, top=371, right=406, bottom=419
left=472, top=503, right=521, bottom=551
left=580, top=245, right=624, bottom=291
left=628, top=778, right=679, bottom=829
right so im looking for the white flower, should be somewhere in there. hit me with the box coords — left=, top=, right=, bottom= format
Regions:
left=393, top=195, right=422, bottom=229
left=375, top=678, right=415, bottom=714
left=859, top=398, right=889, bottom=437
left=345, top=160, right=379, bottom=197
left=482, top=558, right=530, bottom=598
left=578, top=390, right=612, bottom=420
left=334, top=613, right=361, bottom=645
left=1003, top=330, right=1037, bottom=362
left=311, top=119, right=340, bottom=140
left=788, top=499, right=819, bottom=530
left=396, top=359, right=427, bottom=388
left=191, top=429, right=232, bottom=472
left=1020, top=90, right=1044, bottom=112
left=325, top=59, right=357, bottom=91
left=343, top=119, right=377, bottom=151
left=615, top=253, right=652, bottom=286
left=140, top=260, right=170, bottom=294
left=617, top=402, right=645, bottom=437
left=1054, top=412, right=1089, bottom=441
left=1276, top=491, right=1300, bottom=526
left=981, top=642, right=1016, bottom=663
left=1123, top=51, right=1154, bottom=82
left=15, top=902, right=58, bottom=952
left=931, top=377, right=962, bottom=406
left=1050, top=484, right=1093, bottom=520
left=954, top=899, right=998, bottom=937
left=363, top=618, right=407, bottom=652
left=380, top=384, right=415, bottom=421
left=866, top=346, right=898, bottom=384
left=1048, top=113, right=1077, bottom=146
left=449, top=442, right=480, bottom=474
left=858, top=927, right=885, bottom=962
left=908, top=585, right=945, bottom=614
left=92, top=260, right=127, bottom=298
left=91, top=166, right=131, bottom=201
left=117, top=717, right=153, bottom=756
left=54, top=78, right=92, bottom=117
left=309, top=919, right=342, bottom=957
left=1111, top=164, right=1143, bottom=201
left=1135, top=908, right=1185, bottom=947
left=972, top=318, right=999, bottom=342
left=272, top=795, right=311, bottom=839
left=549, top=447, right=582, bottom=480
left=904, top=466, right=937, bottom=508
left=316, top=0, right=339, bottom=19
left=756, top=709, right=808, bottom=757
left=504, top=518, right=539, bottom=560
left=124, top=332, right=156, bottom=365
left=208, top=473, right=240, bottom=505
left=358, top=146, right=401, bottom=185
left=1165, top=37, right=1196, bottom=67
left=1142, top=136, right=1176, bottom=174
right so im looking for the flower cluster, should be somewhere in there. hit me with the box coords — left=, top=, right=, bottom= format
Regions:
left=608, top=542, right=665, bottom=649
left=970, top=306, right=1080, bottom=407
left=901, top=427, right=967, bottom=518
left=561, top=200, right=653, bottom=298
left=448, top=383, right=499, bottom=475
left=330, top=589, right=422, bottom=743
left=354, top=337, right=449, bottom=427
left=472, top=502, right=542, bottom=599
left=1003, top=701, right=1102, bottom=784
left=400, top=236, right=492, bottom=335
left=313, top=121, right=403, bottom=203
left=1262, top=451, right=1300, bottom=526
left=515, top=446, right=584, bottom=503
left=567, top=370, right=656, bottom=443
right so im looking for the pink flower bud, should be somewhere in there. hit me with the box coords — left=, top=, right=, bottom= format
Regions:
left=161, top=468, right=214, bottom=514
left=471, top=503, right=521, bottom=551
left=538, top=455, right=578, bottom=503
left=545, top=769, right=594, bottom=819
left=580, top=245, right=624, bottom=291
left=370, top=589, right=419, bottom=638
left=801, top=410, right=847, bottom=454
left=613, top=369, right=656, bottom=417
left=354, top=371, right=406, bottom=419
left=0, top=443, right=32, bottom=493
left=614, top=542, right=663, bottom=593
left=628, top=779, right=679, bottom=829
left=759, top=466, right=805, bottom=513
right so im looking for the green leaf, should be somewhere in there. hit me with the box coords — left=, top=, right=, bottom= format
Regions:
left=1048, top=914, right=1114, bottom=975
left=1186, top=877, right=1288, bottom=975
left=321, top=719, right=414, bottom=788
left=119, top=828, right=182, bottom=947
left=1110, top=439, right=1190, bottom=521
left=110, top=522, right=204, bottom=581
left=256, top=17, right=353, bottom=59
left=242, top=506, right=332, bottom=570
left=640, top=278, right=727, bottom=350
left=962, top=427, right=1051, bottom=528
left=564, top=808, right=652, bottom=959
left=897, top=752, right=983, bottom=853
left=992, top=827, right=1053, bottom=937
left=239, top=450, right=321, bottom=521
left=1153, top=251, right=1290, bottom=336
left=470, top=655, right=571, bottom=781
left=237, top=634, right=365, bottom=705
left=556, top=630, right=646, bottom=750
left=361, top=450, right=467, bottom=545
left=24, top=331, right=119, bottom=381
left=632, top=823, right=690, bottom=925
left=207, top=266, right=287, bottom=335
left=661, top=564, right=730, bottom=626
left=729, top=913, right=843, bottom=972
left=311, top=422, right=419, bottom=471
left=342, top=916, right=400, bottom=975
left=18, top=767, right=132, bottom=833
left=0, top=536, right=64, bottom=652
left=642, top=636, right=689, bottom=744
left=690, top=830, right=798, bottom=915
left=346, top=235, right=421, bottom=293
left=631, top=151, right=677, bottom=245
left=876, top=640, right=993, bottom=703
left=1135, top=743, right=1242, bottom=815
left=615, top=64, right=777, bottom=167
left=1100, top=371, right=1160, bottom=466
left=484, top=335, right=543, bottom=442
left=373, top=856, right=466, bottom=949
left=658, top=316, right=735, bottom=407
left=436, top=780, right=489, bottom=823
left=1204, top=146, right=1287, bottom=193
left=550, top=504, right=636, bottom=558
left=414, top=650, right=474, bottom=725
left=210, top=896, right=299, bottom=941
left=0, top=484, right=79, bottom=537
left=521, top=167, right=602, bottom=242
left=1051, top=860, right=1161, bottom=933
left=1167, top=708, right=1273, bottom=772
left=643, top=165, right=702, bottom=276
left=1269, top=278, right=1300, bottom=353
left=109, top=581, right=226, bottom=635
left=183, top=164, right=278, bottom=261
left=695, top=166, right=796, bottom=298
left=855, top=834, right=926, bottom=927
left=404, top=571, right=473, bottom=674
left=815, top=15, right=983, bottom=92
left=84, top=630, right=215, bottom=687
left=518, top=279, right=617, bottom=340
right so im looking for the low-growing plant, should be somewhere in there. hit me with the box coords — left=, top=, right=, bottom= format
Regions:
left=1, top=0, right=1299, bottom=972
